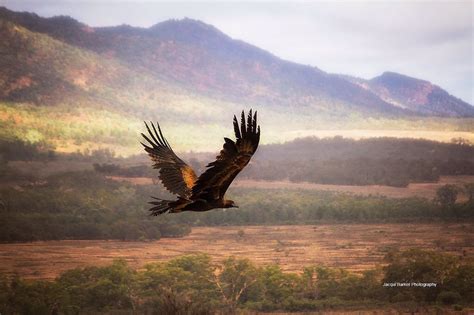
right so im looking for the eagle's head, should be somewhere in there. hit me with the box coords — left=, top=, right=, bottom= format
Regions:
left=223, top=200, right=239, bottom=208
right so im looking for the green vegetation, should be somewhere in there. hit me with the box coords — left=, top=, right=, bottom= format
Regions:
left=0, top=136, right=55, bottom=161
left=1, top=18, right=474, bottom=156
left=2, top=9, right=474, bottom=158
left=1, top=167, right=473, bottom=242
left=92, top=135, right=474, bottom=188
left=435, top=184, right=460, bottom=209
left=11, top=134, right=469, bottom=188
left=0, top=171, right=190, bottom=242
left=0, top=102, right=142, bottom=153
left=188, top=187, right=473, bottom=225
left=0, top=250, right=472, bottom=314
left=0, top=19, right=241, bottom=154
left=248, top=136, right=474, bottom=187
left=250, top=157, right=474, bottom=187
left=43, top=136, right=474, bottom=188
left=1, top=136, right=474, bottom=242
left=1, top=11, right=473, bottom=313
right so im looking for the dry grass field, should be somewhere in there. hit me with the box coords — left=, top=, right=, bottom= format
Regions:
left=1, top=223, right=472, bottom=280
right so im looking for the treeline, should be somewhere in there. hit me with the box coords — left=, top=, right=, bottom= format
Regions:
left=173, top=186, right=474, bottom=226
left=240, top=137, right=474, bottom=187
left=243, top=137, right=474, bottom=187
left=1, top=250, right=473, bottom=314
left=0, top=138, right=119, bottom=163
left=3, top=136, right=474, bottom=188
left=94, top=137, right=474, bottom=187
left=0, top=171, right=189, bottom=242
left=246, top=158, right=474, bottom=187
left=0, top=138, right=55, bottom=161
left=257, top=136, right=474, bottom=162
left=1, top=170, right=473, bottom=242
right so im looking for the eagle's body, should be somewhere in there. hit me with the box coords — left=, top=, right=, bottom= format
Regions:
left=141, top=110, right=260, bottom=215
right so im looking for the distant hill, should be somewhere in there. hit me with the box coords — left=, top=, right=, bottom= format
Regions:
left=2, top=7, right=472, bottom=117
left=0, top=8, right=402, bottom=116
left=344, top=72, right=474, bottom=117
left=0, top=7, right=473, bottom=155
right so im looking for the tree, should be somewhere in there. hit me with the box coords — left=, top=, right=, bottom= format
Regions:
left=0, top=154, right=7, bottom=177
left=383, top=249, right=458, bottom=302
left=464, top=183, right=474, bottom=203
left=214, top=257, right=259, bottom=313
left=435, top=184, right=459, bottom=208
left=56, top=259, right=137, bottom=311
left=257, top=265, right=299, bottom=305
left=137, top=254, right=219, bottom=313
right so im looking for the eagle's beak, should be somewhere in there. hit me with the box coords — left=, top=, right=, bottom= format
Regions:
left=234, top=205, right=239, bottom=208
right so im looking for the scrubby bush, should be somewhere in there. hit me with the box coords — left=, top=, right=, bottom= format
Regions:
left=1, top=250, right=472, bottom=313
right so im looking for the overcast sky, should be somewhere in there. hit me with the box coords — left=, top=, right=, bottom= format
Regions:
left=3, top=0, right=473, bottom=104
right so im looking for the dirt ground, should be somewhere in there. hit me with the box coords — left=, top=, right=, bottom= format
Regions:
left=0, top=223, right=472, bottom=280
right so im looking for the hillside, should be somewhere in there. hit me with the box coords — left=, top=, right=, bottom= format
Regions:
left=345, top=72, right=474, bottom=117
left=0, top=8, right=404, bottom=115
left=0, top=7, right=473, bottom=155
left=0, top=16, right=246, bottom=154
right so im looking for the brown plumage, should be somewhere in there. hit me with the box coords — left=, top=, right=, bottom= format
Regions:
left=141, top=110, right=260, bottom=215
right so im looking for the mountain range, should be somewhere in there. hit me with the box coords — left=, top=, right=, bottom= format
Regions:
left=0, top=7, right=473, bottom=155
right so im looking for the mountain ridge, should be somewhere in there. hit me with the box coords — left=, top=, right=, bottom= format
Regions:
left=1, top=7, right=473, bottom=155
left=1, top=6, right=472, bottom=117
left=369, top=72, right=473, bottom=116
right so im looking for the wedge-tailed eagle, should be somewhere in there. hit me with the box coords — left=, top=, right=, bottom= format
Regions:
left=141, top=110, right=260, bottom=215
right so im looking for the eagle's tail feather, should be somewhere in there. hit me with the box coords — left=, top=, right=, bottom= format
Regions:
left=148, top=197, right=175, bottom=216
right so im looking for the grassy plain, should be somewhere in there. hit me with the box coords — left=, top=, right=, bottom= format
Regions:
left=1, top=223, right=472, bottom=280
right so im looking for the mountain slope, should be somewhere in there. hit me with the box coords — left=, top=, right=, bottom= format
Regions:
left=92, top=19, right=407, bottom=116
left=0, top=18, right=247, bottom=153
left=3, top=7, right=472, bottom=118
left=0, top=7, right=473, bottom=156
left=368, top=72, right=474, bottom=117
left=340, top=72, right=474, bottom=117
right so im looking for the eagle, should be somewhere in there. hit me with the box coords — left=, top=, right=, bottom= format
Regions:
left=141, top=110, right=260, bottom=215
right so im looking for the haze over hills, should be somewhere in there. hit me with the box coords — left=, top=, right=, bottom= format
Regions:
left=0, top=7, right=473, bottom=155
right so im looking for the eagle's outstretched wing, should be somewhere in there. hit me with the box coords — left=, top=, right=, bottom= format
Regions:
left=141, top=122, right=197, bottom=198
left=191, top=110, right=260, bottom=201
